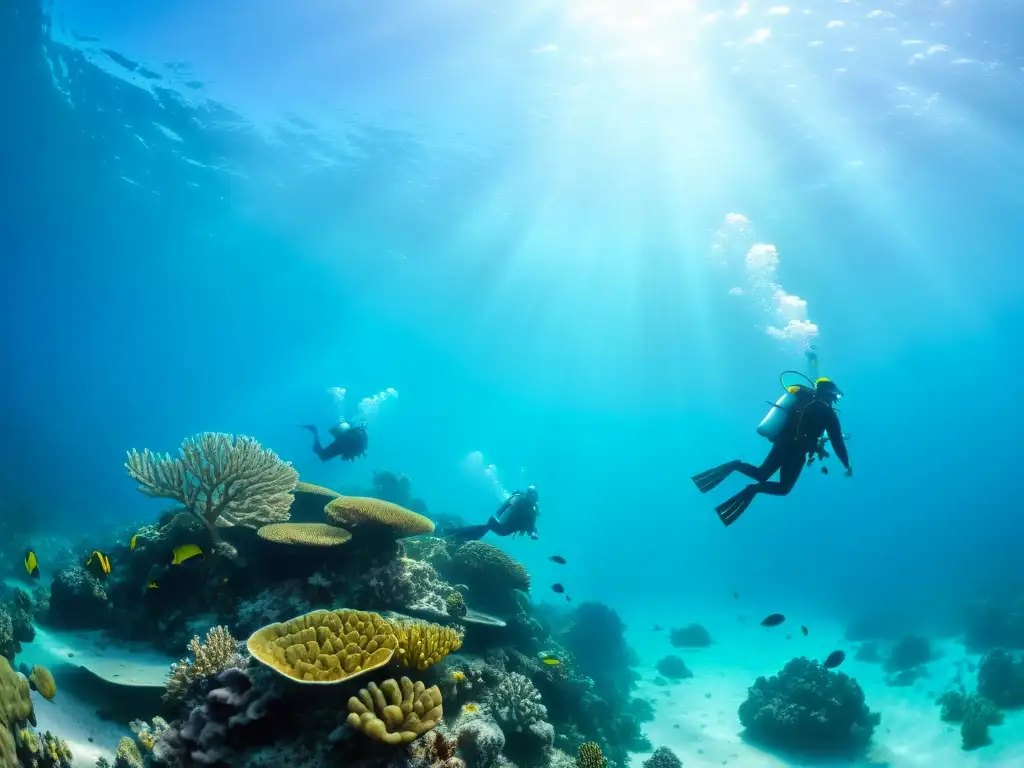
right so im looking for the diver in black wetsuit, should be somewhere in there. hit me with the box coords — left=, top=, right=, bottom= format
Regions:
left=691, top=377, right=851, bottom=527
left=449, top=486, right=540, bottom=541
left=300, top=421, right=369, bottom=462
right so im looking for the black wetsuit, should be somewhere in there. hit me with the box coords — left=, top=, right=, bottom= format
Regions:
left=738, top=398, right=849, bottom=497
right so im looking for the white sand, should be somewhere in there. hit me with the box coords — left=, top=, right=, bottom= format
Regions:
left=17, top=625, right=176, bottom=767
left=630, top=618, right=1024, bottom=767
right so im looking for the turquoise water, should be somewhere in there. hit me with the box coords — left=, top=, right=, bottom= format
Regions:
left=3, top=0, right=1024, bottom=765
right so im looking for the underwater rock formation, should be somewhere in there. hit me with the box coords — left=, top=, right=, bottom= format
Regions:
left=738, top=656, right=880, bottom=753
left=48, top=565, right=110, bottom=629
left=936, top=689, right=1004, bottom=750
left=668, top=624, right=713, bottom=648
left=443, top=543, right=530, bottom=616
left=963, top=600, right=1024, bottom=653
left=977, top=648, right=1024, bottom=709
left=883, top=634, right=932, bottom=673
left=655, top=655, right=692, bottom=681
left=455, top=715, right=506, bottom=768
left=642, top=746, right=683, bottom=768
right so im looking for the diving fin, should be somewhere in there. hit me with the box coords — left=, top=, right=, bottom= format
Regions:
left=691, top=462, right=739, bottom=494
left=715, top=487, right=756, bottom=527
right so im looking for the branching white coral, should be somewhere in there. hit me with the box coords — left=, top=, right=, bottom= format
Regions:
left=164, top=625, right=245, bottom=701
left=487, top=672, right=548, bottom=732
left=126, top=433, right=298, bottom=539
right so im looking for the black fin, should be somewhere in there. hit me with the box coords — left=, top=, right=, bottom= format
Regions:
left=715, top=487, right=756, bottom=527
left=692, top=462, right=737, bottom=494
left=447, top=523, right=492, bottom=541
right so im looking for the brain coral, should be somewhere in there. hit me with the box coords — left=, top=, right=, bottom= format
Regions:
left=325, top=496, right=434, bottom=537
left=451, top=541, right=531, bottom=592
left=257, top=522, right=352, bottom=546
left=346, top=676, right=443, bottom=744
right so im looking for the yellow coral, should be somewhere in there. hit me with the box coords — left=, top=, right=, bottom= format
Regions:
left=346, top=677, right=443, bottom=744
left=257, top=522, right=352, bottom=546
left=391, top=619, right=463, bottom=671
left=576, top=742, right=605, bottom=768
left=247, top=609, right=399, bottom=684
left=41, top=731, right=72, bottom=764
left=16, top=727, right=38, bottom=754
left=115, top=735, right=144, bottom=768
left=28, top=666, right=56, bottom=701
left=324, top=496, right=434, bottom=537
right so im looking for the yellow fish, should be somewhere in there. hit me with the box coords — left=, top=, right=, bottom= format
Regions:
left=452, top=671, right=466, bottom=682
left=147, top=581, right=159, bottom=590
left=24, top=550, right=39, bottom=580
left=85, top=551, right=111, bottom=580
left=171, top=544, right=204, bottom=565
left=462, top=703, right=479, bottom=714
left=541, top=657, right=561, bottom=666
left=130, top=534, right=138, bottom=551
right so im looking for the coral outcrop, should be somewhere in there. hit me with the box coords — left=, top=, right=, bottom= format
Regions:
left=738, top=657, right=880, bottom=753
left=346, top=677, right=443, bottom=744
left=125, top=432, right=299, bottom=540
left=257, top=522, right=352, bottom=546
left=655, top=655, right=692, bottom=680
left=48, top=565, right=109, bottom=629
left=977, top=648, right=1024, bottom=709
left=669, top=624, right=712, bottom=648
left=324, top=497, right=434, bottom=538
left=643, top=746, right=683, bottom=768
left=936, top=689, right=1004, bottom=750
left=165, top=625, right=245, bottom=701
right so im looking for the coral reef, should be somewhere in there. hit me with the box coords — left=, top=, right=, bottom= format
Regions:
left=488, top=672, right=548, bottom=731
left=963, top=600, right=1024, bottom=653
left=346, top=676, right=443, bottom=744
left=669, top=624, right=712, bottom=648
left=0, top=656, right=74, bottom=768
left=655, top=655, right=692, bottom=680
left=977, top=648, right=1024, bottom=709
left=165, top=625, right=245, bottom=701
left=936, top=689, right=1004, bottom=750
left=883, top=634, right=932, bottom=673
left=738, top=657, right=880, bottom=753
left=125, top=432, right=299, bottom=542
left=445, top=542, right=530, bottom=615
left=113, top=736, right=143, bottom=768
left=642, top=746, right=683, bottom=768
left=576, top=742, right=605, bottom=768
left=324, top=496, right=435, bottom=538
left=48, top=565, right=109, bottom=629
left=256, top=522, right=352, bottom=546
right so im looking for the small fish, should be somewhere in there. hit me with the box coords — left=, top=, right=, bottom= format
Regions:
left=24, top=550, right=39, bottom=580
left=653, top=625, right=664, bottom=632
left=549, top=555, right=567, bottom=565
left=801, top=625, right=809, bottom=637
left=552, top=583, right=565, bottom=594
left=222, top=577, right=230, bottom=584
left=452, top=671, right=466, bottom=682
left=760, top=613, right=786, bottom=627
left=147, top=581, right=159, bottom=590
left=823, top=650, right=846, bottom=669
left=130, top=534, right=138, bottom=551
left=785, top=634, right=792, bottom=640
left=171, top=544, right=204, bottom=565
left=541, top=657, right=561, bottom=666
left=85, top=551, right=111, bottom=580
left=732, top=590, right=740, bottom=600
left=462, top=703, right=479, bottom=714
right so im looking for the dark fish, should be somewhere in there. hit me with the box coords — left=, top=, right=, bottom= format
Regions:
left=801, top=625, right=809, bottom=636
left=823, top=650, right=846, bottom=669
left=732, top=590, right=740, bottom=600
left=85, top=551, right=111, bottom=580
left=821, top=466, right=829, bottom=475
left=760, top=613, right=786, bottom=627
left=549, top=556, right=567, bottom=565
left=24, top=550, right=40, bottom=579
left=785, top=634, right=792, bottom=640
left=552, top=584, right=565, bottom=594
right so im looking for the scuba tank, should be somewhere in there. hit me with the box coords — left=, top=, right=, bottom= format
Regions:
left=755, top=370, right=816, bottom=442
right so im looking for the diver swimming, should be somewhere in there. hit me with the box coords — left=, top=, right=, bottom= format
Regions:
left=299, top=421, right=369, bottom=462
left=449, top=486, right=540, bottom=540
left=692, top=372, right=851, bottom=527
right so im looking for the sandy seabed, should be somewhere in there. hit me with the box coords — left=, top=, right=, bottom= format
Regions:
left=630, top=618, right=1024, bottom=768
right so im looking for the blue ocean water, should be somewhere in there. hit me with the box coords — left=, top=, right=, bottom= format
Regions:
left=3, top=0, right=1024, bottom=765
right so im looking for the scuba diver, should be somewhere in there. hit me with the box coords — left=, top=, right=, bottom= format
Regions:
left=449, top=486, right=540, bottom=541
left=691, top=375, right=851, bottom=527
left=299, top=421, right=369, bottom=462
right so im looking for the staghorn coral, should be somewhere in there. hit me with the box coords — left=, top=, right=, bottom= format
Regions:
left=325, top=496, right=434, bottom=537
left=125, top=432, right=299, bottom=541
left=488, top=673, right=547, bottom=732
left=738, top=657, right=880, bottom=753
left=576, top=742, right=605, bottom=768
left=346, top=676, right=443, bottom=744
left=247, top=609, right=399, bottom=684
left=165, top=625, right=245, bottom=701
left=257, top=522, right=352, bottom=546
